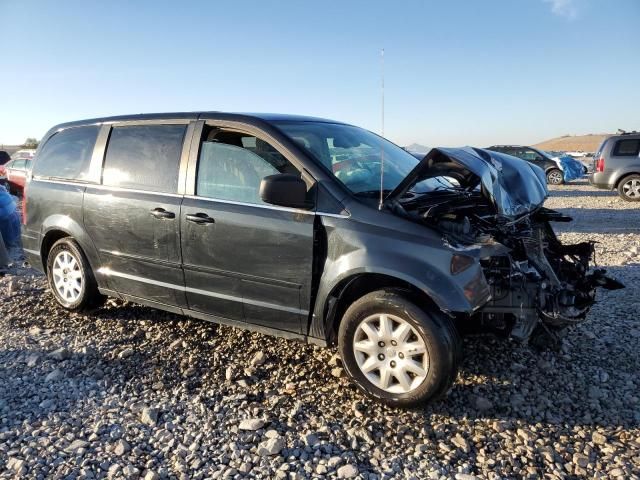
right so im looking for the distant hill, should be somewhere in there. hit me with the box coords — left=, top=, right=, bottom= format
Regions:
left=405, top=143, right=431, bottom=153
left=533, top=134, right=612, bottom=153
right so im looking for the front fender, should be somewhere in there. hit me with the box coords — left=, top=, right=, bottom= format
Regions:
left=309, top=214, right=491, bottom=339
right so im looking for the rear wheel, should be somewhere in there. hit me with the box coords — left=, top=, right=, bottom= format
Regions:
left=617, top=175, right=640, bottom=201
left=338, top=289, right=461, bottom=407
left=46, top=238, right=105, bottom=310
left=546, top=169, right=564, bottom=185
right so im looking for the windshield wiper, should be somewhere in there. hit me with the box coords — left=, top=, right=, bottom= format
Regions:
left=354, top=189, right=394, bottom=198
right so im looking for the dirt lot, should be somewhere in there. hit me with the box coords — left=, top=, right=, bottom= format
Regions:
left=1, top=180, right=639, bottom=480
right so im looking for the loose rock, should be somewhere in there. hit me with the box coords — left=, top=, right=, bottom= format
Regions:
left=140, top=406, right=159, bottom=426
left=257, top=437, right=284, bottom=456
left=337, top=464, right=359, bottom=478
left=239, top=418, right=265, bottom=431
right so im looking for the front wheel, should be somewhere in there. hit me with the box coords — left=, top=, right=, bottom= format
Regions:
left=546, top=169, right=564, bottom=185
left=338, top=290, right=461, bottom=407
left=46, top=238, right=105, bottom=310
left=618, top=175, right=640, bottom=201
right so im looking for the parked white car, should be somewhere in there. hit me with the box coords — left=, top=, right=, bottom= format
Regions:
left=11, top=149, right=37, bottom=160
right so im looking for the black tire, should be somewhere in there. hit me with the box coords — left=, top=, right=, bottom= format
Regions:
left=546, top=169, right=564, bottom=185
left=46, top=238, right=105, bottom=310
left=617, top=174, right=640, bottom=202
left=338, top=289, right=461, bottom=407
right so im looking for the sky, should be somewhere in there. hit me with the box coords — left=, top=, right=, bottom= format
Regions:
left=0, top=0, right=639, bottom=147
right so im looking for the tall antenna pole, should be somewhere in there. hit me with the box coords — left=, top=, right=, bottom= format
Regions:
left=379, top=48, right=385, bottom=210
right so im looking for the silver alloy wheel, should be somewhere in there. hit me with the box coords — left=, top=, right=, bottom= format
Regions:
left=52, top=250, right=83, bottom=303
left=622, top=178, right=640, bottom=199
left=547, top=170, right=563, bottom=185
left=353, top=313, right=429, bottom=394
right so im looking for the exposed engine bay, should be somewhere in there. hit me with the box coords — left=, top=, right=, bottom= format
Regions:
left=386, top=147, right=623, bottom=345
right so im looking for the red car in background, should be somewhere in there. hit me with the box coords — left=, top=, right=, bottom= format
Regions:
left=4, top=158, right=32, bottom=195
left=0, top=151, right=11, bottom=178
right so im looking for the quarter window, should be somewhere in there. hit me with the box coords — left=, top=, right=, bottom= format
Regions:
left=196, top=129, right=300, bottom=204
left=613, top=139, right=640, bottom=157
left=103, top=124, right=186, bottom=193
left=33, top=125, right=99, bottom=180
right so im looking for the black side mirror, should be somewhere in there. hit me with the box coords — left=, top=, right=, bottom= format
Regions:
left=260, top=173, right=311, bottom=209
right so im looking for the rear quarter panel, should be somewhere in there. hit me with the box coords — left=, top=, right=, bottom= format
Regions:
left=23, top=180, right=103, bottom=283
left=611, top=155, right=640, bottom=186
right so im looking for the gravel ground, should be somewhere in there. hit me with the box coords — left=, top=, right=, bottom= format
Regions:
left=1, top=181, right=639, bottom=480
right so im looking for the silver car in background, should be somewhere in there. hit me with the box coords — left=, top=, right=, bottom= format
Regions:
left=589, top=132, right=640, bottom=201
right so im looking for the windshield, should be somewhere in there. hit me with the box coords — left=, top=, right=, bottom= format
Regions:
left=274, top=121, right=426, bottom=195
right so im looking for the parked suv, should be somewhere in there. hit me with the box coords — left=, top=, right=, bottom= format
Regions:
left=22, top=113, right=620, bottom=406
left=486, top=145, right=565, bottom=184
left=589, top=132, right=640, bottom=201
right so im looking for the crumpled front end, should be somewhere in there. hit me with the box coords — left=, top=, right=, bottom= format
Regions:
left=387, top=147, right=623, bottom=344
left=475, top=208, right=623, bottom=343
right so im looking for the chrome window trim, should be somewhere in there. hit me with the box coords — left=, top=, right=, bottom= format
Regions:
left=31, top=177, right=93, bottom=187
left=103, top=119, right=194, bottom=126
left=317, top=211, right=351, bottom=219
left=87, top=124, right=111, bottom=183
left=185, top=120, right=205, bottom=196
left=183, top=194, right=315, bottom=215
left=29, top=178, right=349, bottom=216
left=177, top=121, right=197, bottom=195
left=31, top=178, right=184, bottom=198
left=85, top=183, right=184, bottom=198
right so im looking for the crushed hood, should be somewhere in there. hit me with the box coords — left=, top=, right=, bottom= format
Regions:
left=387, top=147, right=549, bottom=217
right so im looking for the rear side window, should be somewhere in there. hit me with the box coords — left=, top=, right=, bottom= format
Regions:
left=33, top=126, right=99, bottom=180
left=103, top=124, right=186, bottom=193
left=613, top=139, right=640, bottom=157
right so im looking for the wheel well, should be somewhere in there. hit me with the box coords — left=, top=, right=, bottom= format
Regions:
left=40, top=230, right=70, bottom=271
left=323, top=273, right=439, bottom=346
left=615, top=172, right=640, bottom=188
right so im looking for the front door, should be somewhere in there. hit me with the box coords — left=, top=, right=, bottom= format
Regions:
left=181, top=125, right=315, bottom=333
left=84, top=122, right=190, bottom=307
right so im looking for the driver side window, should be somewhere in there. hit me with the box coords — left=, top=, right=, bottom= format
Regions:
left=196, top=128, right=301, bottom=205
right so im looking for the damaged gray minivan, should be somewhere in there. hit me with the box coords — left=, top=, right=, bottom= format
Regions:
left=22, top=112, right=622, bottom=407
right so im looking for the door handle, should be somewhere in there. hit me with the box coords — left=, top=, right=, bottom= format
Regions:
left=150, top=208, right=175, bottom=219
left=185, top=212, right=215, bottom=224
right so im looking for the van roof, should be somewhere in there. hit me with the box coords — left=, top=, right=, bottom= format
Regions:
left=50, top=112, right=346, bottom=131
